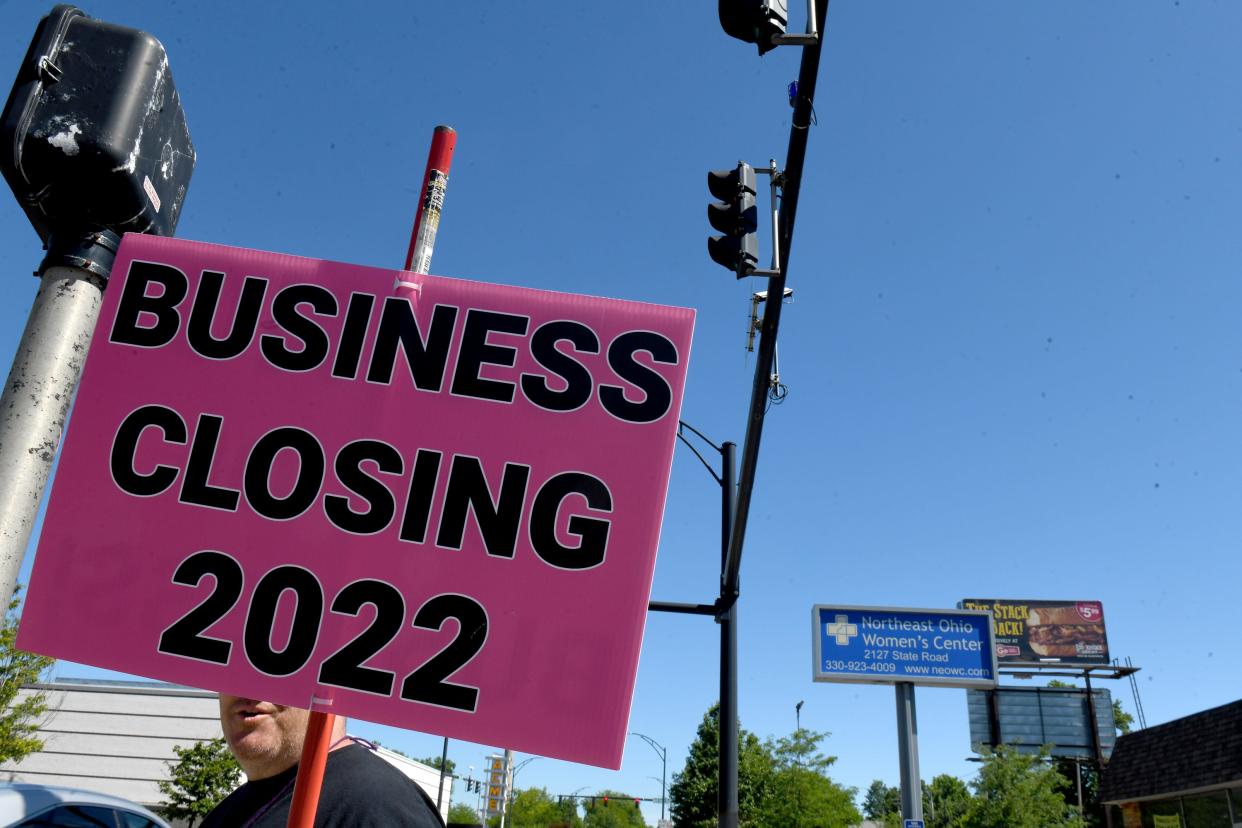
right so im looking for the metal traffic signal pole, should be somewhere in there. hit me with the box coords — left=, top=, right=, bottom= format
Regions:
left=718, top=441, right=739, bottom=828
left=0, top=6, right=195, bottom=608
left=0, top=253, right=108, bottom=603
left=722, top=0, right=829, bottom=616
left=719, top=1, right=830, bottom=825
left=641, top=3, right=831, bottom=825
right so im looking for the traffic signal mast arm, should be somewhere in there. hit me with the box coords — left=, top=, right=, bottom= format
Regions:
left=756, top=160, right=782, bottom=277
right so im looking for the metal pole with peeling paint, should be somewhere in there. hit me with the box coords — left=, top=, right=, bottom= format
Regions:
left=0, top=248, right=110, bottom=605
left=0, top=6, right=195, bottom=604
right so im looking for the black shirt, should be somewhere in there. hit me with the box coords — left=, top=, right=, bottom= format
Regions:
left=201, top=743, right=446, bottom=827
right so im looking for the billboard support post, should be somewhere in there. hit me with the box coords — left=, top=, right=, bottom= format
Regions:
left=895, top=682, right=923, bottom=824
left=1084, top=672, right=1104, bottom=766
left=987, top=688, right=1001, bottom=748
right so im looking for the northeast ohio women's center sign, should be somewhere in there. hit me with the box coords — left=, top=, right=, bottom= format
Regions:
left=18, top=235, right=695, bottom=769
left=812, top=605, right=997, bottom=689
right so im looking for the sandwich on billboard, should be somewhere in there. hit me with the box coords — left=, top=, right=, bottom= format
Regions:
left=958, top=599, right=1109, bottom=665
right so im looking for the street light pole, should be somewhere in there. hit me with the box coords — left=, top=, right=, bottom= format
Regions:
left=505, top=756, right=539, bottom=823
left=630, top=732, right=668, bottom=822
left=795, top=700, right=805, bottom=828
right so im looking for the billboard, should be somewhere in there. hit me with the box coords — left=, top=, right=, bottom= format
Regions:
left=811, top=605, right=997, bottom=689
left=959, top=599, right=1109, bottom=665
left=18, top=234, right=694, bottom=769
left=966, top=685, right=1116, bottom=760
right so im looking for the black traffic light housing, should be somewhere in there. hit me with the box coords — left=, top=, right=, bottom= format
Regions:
left=707, top=162, right=759, bottom=278
left=1, top=5, right=194, bottom=276
left=719, top=0, right=789, bottom=55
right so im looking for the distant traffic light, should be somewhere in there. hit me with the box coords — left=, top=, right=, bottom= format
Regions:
left=718, top=0, right=788, bottom=55
left=707, top=162, right=759, bottom=278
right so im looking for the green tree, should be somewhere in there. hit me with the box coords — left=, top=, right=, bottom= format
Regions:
left=0, top=590, right=55, bottom=764
left=958, top=746, right=1085, bottom=828
left=447, top=801, right=481, bottom=825
left=420, top=753, right=458, bottom=775
left=1044, top=679, right=1133, bottom=827
left=1053, top=759, right=1102, bottom=827
left=507, top=787, right=578, bottom=828
left=924, top=774, right=972, bottom=828
left=668, top=703, right=775, bottom=828
left=862, top=780, right=901, bottom=822
left=157, top=737, right=242, bottom=827
left=583, top=790, right=647, bottom=828
left=758, top=728, right=858, bottom=828
left=552, top=793, right=585, bottom=828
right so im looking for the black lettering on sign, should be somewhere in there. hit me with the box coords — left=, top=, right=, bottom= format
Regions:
left=451, top=310, right=529, bottom=403
left=260, top=284, right=337, bottom=372
left=323, top=439, right=403, bottom=535
left=530, top=472, right=612, bottom=570
left=111, top=404, right=187, bottom=496
left=398, top=449, right=443, bottom=545
left=317, top=580, right=405, bottom=696
left=243, top=565, right=324, bottom=677
left=435, top=456, right=530, bottom=558
left=109, top=261, right=189, bottom=348
left=367, top=299, right=458, bottom=390
left=187, top=271, right=268, bottom=360
left=243, top=427, right=326, bottom=521
left=179, top=414, right=241, bottom=512
left=520, top=320, right=598, bottom=413
left=399, top=593, right=487, bottom=712
left=158, top=550, right=244, bottom=665
left=158, top=553, right=489, bottom=713
left=331, top=292, right=376, bottom=380
left=598, top=330, right=677, bottom=423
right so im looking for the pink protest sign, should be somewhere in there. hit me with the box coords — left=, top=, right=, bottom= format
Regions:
left=19, top=234, right=694, bottom=769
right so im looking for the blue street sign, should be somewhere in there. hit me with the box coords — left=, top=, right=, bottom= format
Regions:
left=904, top=820, right=925, bottom=828
left=812, top=605, right=998, bottom=688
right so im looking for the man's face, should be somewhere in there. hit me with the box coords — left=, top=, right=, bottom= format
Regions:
left=218, top=695, right=310, bottom=780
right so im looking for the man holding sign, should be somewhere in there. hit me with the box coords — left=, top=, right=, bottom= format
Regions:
left=201, top=694, right=442, bottom=826
left=18, top=236, right=693, bottom=770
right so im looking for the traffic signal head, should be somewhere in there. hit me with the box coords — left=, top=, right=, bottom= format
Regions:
left=719, top=0, right=789, bottom=55
left=707, top=162, right=759, bottom=278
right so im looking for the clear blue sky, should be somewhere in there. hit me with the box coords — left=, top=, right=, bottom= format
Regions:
left=2, top=1, right=1240, bottom=823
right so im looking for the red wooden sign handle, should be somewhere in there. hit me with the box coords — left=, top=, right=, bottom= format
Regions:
left=287, top=711, right=336, bottom=828
left=284, top=125, right=457, bottom=828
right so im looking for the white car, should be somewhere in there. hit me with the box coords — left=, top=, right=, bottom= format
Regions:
left=0, top=784, right=170, bottom=828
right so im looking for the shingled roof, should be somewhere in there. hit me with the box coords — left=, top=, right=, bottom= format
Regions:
left=1099, top=698, right=1242, bottom=803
